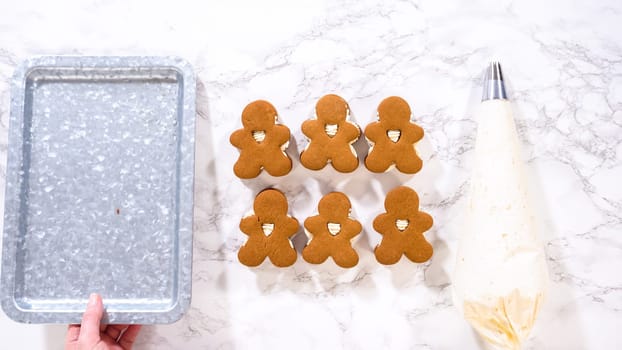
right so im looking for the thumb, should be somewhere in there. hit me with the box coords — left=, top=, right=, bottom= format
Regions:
left=78, top=293, right=103, bottom=346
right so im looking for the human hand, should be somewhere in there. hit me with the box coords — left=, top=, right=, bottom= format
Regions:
left=65, top=293, right=142, bottom=350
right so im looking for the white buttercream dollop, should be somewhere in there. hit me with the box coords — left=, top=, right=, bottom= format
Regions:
left=387, top=129, right=401, bottom=142
left=261, top=223, right=274, bottom=236
left=327, top=222, right=341, bottom=235
left=395, top=219, right=409, bottom=231
left=452, top=100, right=548, bottom=350
left=252, top=130, right=266, bottom=143
left=325, top=124, right=338, bottom=137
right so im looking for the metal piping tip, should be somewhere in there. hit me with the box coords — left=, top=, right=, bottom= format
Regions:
left=482, top=61, right=508, bottom=101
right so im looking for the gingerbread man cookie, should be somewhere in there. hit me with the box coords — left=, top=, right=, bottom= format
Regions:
left=364, top=96, right=424, bottom=174
left=230, top=100, right=293, bottom=179
left=373, top=186, right=433, bottom=265
left=238, top=189, right=299, bottom=267
left=300, top=94, right=361, bottom=172
left=302, top=192, right=362, bottom=268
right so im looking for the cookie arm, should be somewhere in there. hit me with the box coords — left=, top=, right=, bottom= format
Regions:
left=303, top=216, right=325, bottom=236
left=372, top=213, right=394, bottom=235
left=401, top=123, right=424, bottom=143
left=230, top=129, right=252, bottom=149
left=413, top=212, right=433, bottom=232
left=301, top=120, right=323, bottom=139
left=338, top=123, right=361, bottom=143
left=271, top=125, right=292, bottom=145
left=342, top=219, right=362, bottom=240
left=364, top=122, right=384, bottom=143
left=281, top=216, right=300, bottom=239
left=240, top=216, right=260, bottom=236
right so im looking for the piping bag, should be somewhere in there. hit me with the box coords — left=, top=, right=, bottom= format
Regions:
left=452, top=62, right=548, bottom=350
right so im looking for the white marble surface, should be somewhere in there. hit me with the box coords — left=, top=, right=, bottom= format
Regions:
left=1, top=0, right=621, bottom=349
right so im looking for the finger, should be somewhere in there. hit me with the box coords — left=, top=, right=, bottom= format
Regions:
left=118, top=325, right=142, bottom=349
left=65, top=324, right=81, bottom=345
left=78, top=293, right=103, bottom=346
left=105, top=324, right=128, bottom=341
left=99, top=332, right=118, bottom=344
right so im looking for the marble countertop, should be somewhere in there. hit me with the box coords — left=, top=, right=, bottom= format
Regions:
left=1, top=0, right=620, bottom=349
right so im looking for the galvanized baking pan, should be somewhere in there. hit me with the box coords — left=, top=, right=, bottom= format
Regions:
left=0, top=56, right=195, bottom=324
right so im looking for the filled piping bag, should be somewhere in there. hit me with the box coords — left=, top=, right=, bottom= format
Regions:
left=452, top=62, right=548, bottom=350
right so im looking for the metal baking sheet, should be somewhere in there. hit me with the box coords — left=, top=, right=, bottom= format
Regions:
left=0, top=56, right=195, bottom=324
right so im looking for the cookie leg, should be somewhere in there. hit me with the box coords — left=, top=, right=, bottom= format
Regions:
left=403, top=238, right=433, bottom=263
left=238, top=243, right=267, bottom=267
left=264, top=152, right=293, bottom=177
left=365, top=149, right=394, bottom=173
left=395, top=149, right=423, bottom=174
left=302, top=243, right=330, bottom=265
left=332, top=246, right=359, bottom=268
left=331, top=151, right=359, bottom=173
left=268, top=243, right=297, bottom=267
left=374, top=239, right=403, bottom=265
left=234, top=153, right=263, bottom=179
left=300, top=147, right=329, bottom=170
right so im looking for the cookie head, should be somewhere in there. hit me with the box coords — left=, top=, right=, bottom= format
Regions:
left=377, top=96, right=411, bottom=129
left=316, top=94, right=349, bottom=124
left=241, top=100, right=278, bottom=131
left=253, top=189, right=289, bottom=221
left=385, top=186, right=420, bottom=217
left=317, top=192, right=352, bottom=221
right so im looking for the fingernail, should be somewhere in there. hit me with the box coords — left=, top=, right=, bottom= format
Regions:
left=88, top=293, right=97, bottom=307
